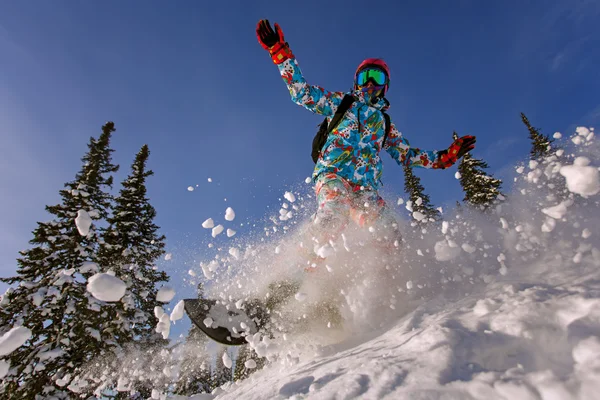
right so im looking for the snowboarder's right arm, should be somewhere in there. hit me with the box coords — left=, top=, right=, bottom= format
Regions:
left=256, top=20, right=344, bottom=116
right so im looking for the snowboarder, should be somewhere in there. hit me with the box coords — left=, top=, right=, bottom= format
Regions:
left=256, top=19, right=476, bottom=257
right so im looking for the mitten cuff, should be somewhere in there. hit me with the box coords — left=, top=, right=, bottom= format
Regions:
left=269, top=42, right=294, bottom=64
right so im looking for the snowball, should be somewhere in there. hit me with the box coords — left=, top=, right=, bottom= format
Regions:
left=316, top=244, right=335, bottom=259
left=434, top=240, right=461, bottom=261
left=412, top=211, right=426, bottom=222
left=560, top=158, right=600, bottom=197
left=576, top=126, right=591, bottom=137
left=397, top=198, right=404, bottom=205
left=212, top=225, right=224, bottom=238
left=454, top=171, right=461, bottom=179
left=155, top=314, right=170, bottom=339
left=461, top=243, right=476, bottom=253
left=542, top=201, right=570, bottom=220
left=227, top=229, right=236, bottom=237
left=541, top=218, right=556, bottom=233
left=203, top=317, right=213, bottom=327
left=582, top=229, right=592, bottom=239
left=284, top=192, right=296, bottom=203
left=187, top=186, right=194, bottom=192
left=229, top=247, right=240, bottom=260
left=225, top=207, right=235, bottom=221
left=201, top=260, right=219, bottom=280
left=170, top=300, right=185, bottom=322
left=553, top=132, right=562, bottom=139
left=207, top=177, right=213, bottom=182
left=442, top=221, right=449, bottom=234
left=0, top=360, right=9, bottom=379
left=406, top=281, right=414, bottom=290
left=87, top=273, right=127, bottom=302
left=529, top=160, right=539, bottom=169
left=202, top=218, right=214, bottom=229
left=295, top=293, right=307, bottom=302
left=222, top=351, right=232, bottom=369
left=305, top=177, right=312, bottom=184
left=80, top=261, right=99, bottom=274
left=75, top=210, right=92, bottom=236
left=516, top=166, right=525, bottom=174
left=244, top=359, right=257, bottom=369
left=0, top=326, right=32, bottom=356
left=164, top=253, right=172, bottom=261
left=156, top=286, right=176, bottom=303
left=500, top=218, right=509, bottom=230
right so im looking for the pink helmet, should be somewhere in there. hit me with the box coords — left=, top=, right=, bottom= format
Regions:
left=355, top=58, right=390, bottom=93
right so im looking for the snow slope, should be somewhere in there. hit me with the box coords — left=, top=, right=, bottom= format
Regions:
left=206, top=259, right=600, bottom=400
left=168, top=127, right=600, bottom=400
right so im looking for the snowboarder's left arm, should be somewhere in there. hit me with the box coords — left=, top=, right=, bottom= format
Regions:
left=256, top=19, right=345, bottom=116
left=384, top=123, right=476, bottom=169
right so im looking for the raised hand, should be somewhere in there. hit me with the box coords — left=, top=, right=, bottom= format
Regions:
left=256, top=19, right=283, bottom=49
left=256, top=19, right=294, bottom=64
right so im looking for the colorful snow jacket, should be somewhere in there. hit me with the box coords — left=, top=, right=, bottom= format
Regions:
left=277, top=57, right=443, bottom=190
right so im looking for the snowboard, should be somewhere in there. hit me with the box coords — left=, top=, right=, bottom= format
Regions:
left=183, top=298, right=269, bottom=346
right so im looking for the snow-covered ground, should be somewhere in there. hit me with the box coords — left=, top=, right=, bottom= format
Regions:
left=167, top=127, right=600, bottom=400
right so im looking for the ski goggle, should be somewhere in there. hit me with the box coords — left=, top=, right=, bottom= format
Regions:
left=355, top=68, right=388, bottom=87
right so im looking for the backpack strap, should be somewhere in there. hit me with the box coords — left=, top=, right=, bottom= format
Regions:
left=311, top=94, right=355, bottom=163
left=382, top=112, right=391, bottom=148
left=327, top=94, right=355, bottom=134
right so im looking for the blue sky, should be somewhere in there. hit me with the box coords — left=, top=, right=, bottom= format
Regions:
left=1, top=0, right=599, bottom=305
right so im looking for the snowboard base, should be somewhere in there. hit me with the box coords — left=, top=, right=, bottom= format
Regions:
left=183, top=298, right=268, bottom=346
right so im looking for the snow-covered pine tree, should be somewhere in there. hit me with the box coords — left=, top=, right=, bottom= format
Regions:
left=453, top=132, right=504, bottom=210
left=521, top=113, right=555, bottom=160
left=213, top=346, right=233, bottom=388
left=233, top=345, right=265, bottom=382
left=402, top=164, right=440, bottom=223
left=0, top=122, right=119, bottom=399
left=172, top=283, right=214, bottom=396
left=85, top=144, right=169, bottom=397
left=99, top=144, right=168, bottom=342
left=172, top=325, right=213, bottom=396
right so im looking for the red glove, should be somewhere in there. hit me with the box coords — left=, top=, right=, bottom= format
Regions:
left=256, top=19, right=294, bottom=65
left=434, top=135, right=476, bottom=169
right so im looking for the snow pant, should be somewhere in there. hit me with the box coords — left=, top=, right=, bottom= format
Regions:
left=305, top=173, right=401, bottom=250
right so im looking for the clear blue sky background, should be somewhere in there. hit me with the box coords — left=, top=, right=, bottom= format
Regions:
left=1, top=0, right=599, bottom=311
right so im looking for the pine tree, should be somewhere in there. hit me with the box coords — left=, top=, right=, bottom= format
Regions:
left=454, top=132, right=504, bottom=210
left=213, top=346, right=233, bottom=388
left=172, top=283, right=214, bottom=396
left=84, top=144, right=170, bottom=397
left=233, top=345, right=265, bottom=382
left=402, top=164, right=440, bottom=223
left=0, top=122, right=119, bottom=399
left=521, top=113, right=555, bottom=160
left=171, top=325, right=213, bottom=396
left=99, top=144, right=168, bottom=342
